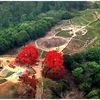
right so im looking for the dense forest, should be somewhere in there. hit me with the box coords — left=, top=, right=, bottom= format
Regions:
left=0, top=1, right=99, bottom=54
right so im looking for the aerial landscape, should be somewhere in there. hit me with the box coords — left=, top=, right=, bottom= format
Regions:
left=0, top=1, right=100, bottom=99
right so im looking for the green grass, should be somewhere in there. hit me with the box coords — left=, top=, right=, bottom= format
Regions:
left=72, top=16, right=88, bottom=25
left=71, top=39, right=85, bottom=49
left=5, top=72, right=14, bottom=78
left=61, top=20, right=71, bottom=26
left=56, top=30, right=72, bottom=37
left=0, top=79, right=7, bottom=84
left=42, top=51, right=47, bottom=58
left=75, top=32, right=94, bottom=42
left=38, top=49, right=42, bottom=57
left=82, top=13, right=94, bottom=22
left=76, top=31, right=83, bottom=35
left=88, top=37, right=100, bottom=48
left=10, top=85, right=17, bottom=90
left=90, top=20, right=100, bottom=28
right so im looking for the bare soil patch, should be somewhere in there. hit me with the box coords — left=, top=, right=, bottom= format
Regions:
left=36, top=36, right=68, bottom=51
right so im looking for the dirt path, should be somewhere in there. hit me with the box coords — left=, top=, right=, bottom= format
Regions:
left=0, top=81, right=16, bottom=98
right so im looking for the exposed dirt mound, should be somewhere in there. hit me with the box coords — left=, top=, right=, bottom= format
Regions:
left=36, top=36, right=67, bottom=50
left=43, top=37, right=66, bottom=48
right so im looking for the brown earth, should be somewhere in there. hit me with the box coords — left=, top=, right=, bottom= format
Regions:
left=36, top=36, right=67, bottom=50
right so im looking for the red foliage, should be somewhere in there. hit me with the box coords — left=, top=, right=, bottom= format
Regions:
left=18, top=70, right=39, bottom=98
left=19, top=70, right=39, bottom=87
left=16, top=45, right=38, bottom=65
left=8, top=63, right=16, bottom=68
left=42, top=50, right=65, bottom=80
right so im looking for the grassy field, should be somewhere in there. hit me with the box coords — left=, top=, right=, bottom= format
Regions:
left=56, top=30, right=72, bottom=38
left=0, top=79, right=7, bottom=84
left=71, top=39, right=85, bottom=49
left=61, top=9, right=100, bottom=54
left=72, top=16, right=88, bottom=25
left=88, top=37, right=100, bottom=48
left=72, top=9, right=100, bottom=25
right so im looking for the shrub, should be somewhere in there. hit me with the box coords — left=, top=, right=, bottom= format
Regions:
left=58, top=79, right=70, bottom=91
left=84, top=61, right=100, bottom=84
left=85, top=47, right=100, bottom=62
left=86, top=89, right=100, bottom=99
left=63, top=54, right=74, bottom=70
left=72, top=67, right=84, bottom=84
left=71, top=62, right=83, bottom=70
left=84, top=61, right=100, bottom=77
left=79, top=83, right=91, bottom=94
left=72, top=53, right=84, bottom=63
left=93, top=73, right=100, bottom=87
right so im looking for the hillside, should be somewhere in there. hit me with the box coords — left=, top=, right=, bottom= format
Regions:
left=0, top=1, right=100, bottom=99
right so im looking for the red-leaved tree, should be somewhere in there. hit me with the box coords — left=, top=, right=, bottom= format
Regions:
left=16, top=45, right=38, bottom=65
left=17, top=70, right=39, bottom=98
left=42, top=50, right=65, bottom=80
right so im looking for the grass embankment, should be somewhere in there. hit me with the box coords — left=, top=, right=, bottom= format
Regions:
left=56, top=30, right=72, bottom=38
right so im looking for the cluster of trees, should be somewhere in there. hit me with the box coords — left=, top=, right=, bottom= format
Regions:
left=0, top=1, right=94, bottom=28
left=15, top=44, right=100, bottom=99
left=15, top=46, right=69, bottom=98
left=0, top=7, right=74, bottom=54
left=64, top=47, right=100, bottom=99
left=0, top=1, right=98, bottom=54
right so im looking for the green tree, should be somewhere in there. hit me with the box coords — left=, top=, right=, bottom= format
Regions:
left=14, top=30, right=30, bottom=46
left=63, top=54, right=74, bottom=70
left=85, top=47, right=100, bottom=62
left=72, top=67, right=84, bottom=84
left=86, top=89, right=100, bottom=99
left=72, top=53, right=84, bottom=63
left=71, top=62, right=83, bottom=70
left=84, top=61, right=100, bottom=84
left=79, top=83, right=91, bottom=94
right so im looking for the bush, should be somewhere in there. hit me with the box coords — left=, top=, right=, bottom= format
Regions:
left=58, top=79, right=70, bottom=91
left=63, top=54, right=74, bottom=70
left=72, top=67, right=84, bottom=84
left=72, top=53, right=84, bottom=63
left=84, top=61, right=100, bottom=84
left=86, top=89, right=100, bottom=99
left=93, top=73, right=100, bottom=87
left=85, top=47, right=100, bottom=62
left=71, top=62, right=83, bottom=70
left=79, top=83, right=91, bottom=94
left=51, top=79, right=70, bottom=98
left=84, top=61, right=100, bottom=76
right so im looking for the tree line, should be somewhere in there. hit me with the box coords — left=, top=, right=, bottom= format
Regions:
left=0, top=1, right=98, bottom=54
left=0, top=9, right=74, bottom=54
left=0, top=1, right=94, bottom=28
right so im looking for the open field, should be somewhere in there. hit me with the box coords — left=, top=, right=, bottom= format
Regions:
left=56, top=30, right=72, bottom=37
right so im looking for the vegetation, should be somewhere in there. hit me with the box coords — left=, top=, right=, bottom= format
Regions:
left=42, top=50, right=65, bottom=80
left=5, top=72, right=14, bottom=77
left=72, top=53, right=84, bottom=63
left=85, top=47, right=100, bottom=63
left=0, top=1, right=100, bottom=99
left=0, top=79, right=7, bottom=84
left=16, top=45, right=38, bottom=65
left=56, top=30, right=72, bottom=37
